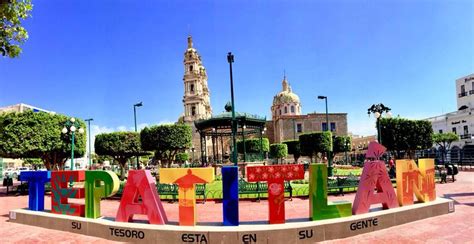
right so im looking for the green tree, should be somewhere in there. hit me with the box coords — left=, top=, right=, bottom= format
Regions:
left=299, top=131, right=332, bottom=163
left=0, top=111, right=86, bottom=170
left=140, top=124, right=192, bottom=168
left=94, top=132, right=145, bottom=180
left=236, top=137, right=270, bottom=160
left=282, top=140, right=301, bottom=163
left=1, top=0, right=33, bottom=57
left=380, top=118, right=433, bottom=158
left=175, top=152, right=189, bottom=166
left=269, top=143, right=288, bottom=164
left=432, top=132, right=459, bottom=163
left=333, top=136, right=352, bottom=163
left=22, top=158, right=42, bottom=169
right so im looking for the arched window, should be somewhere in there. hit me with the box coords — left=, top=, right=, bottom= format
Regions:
left=284, top=106, right=288, bottom=114
left=190, top=65, right=193, bottom=72
left=191, top=106, right=196, bottom=116
left=291, top=106, right=295, bottom=113
left=279, top=109, right=282, bottom=115
left=190, top=84, right=195, bottom=93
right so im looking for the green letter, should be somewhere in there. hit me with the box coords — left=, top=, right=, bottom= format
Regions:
left=85, top=171, right=120, bottom=218
left=309, top=164, right=352, bottom=220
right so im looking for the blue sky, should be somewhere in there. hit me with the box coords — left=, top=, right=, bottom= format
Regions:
left=1, top=0, right=473, bottom=140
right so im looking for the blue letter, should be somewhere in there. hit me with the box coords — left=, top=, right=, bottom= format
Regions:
left=20, top=171, right=51, bottom=211
left=222, top=166, right=239, bottom=226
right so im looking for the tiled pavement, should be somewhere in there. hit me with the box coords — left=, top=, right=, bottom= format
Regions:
left=0, top=172, right=473, bottom=243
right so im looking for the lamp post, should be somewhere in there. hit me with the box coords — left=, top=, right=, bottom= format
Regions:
left=133, top=102, right=143, bottom=169
left=227, top=52, right=238, bottom=167
left=62, top=117, right=84, bottom=170
left=85, top=118, right=93, bottom=169
left=367, top=103, right=392, bottom=145
left=318, top=95, right=332, bottom=176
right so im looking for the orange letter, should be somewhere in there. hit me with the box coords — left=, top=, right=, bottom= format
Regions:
left=396, top=159, right=436, bottom=206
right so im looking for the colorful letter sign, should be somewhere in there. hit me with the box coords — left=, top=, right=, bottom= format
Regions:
left=222, top=166, right=239, bottom=226
left=160, top=168, right=214, bottom=226
left=51, top=171, right=86, bottom=216
left=116, top=170, right=168, bottom=224
left=309, top=164, right=352, bottom=220
left=246, top=164, right=304, bottom=224
left=352, top=161, right=398, bottom=214
left=19, top=171, right=51, bottom=211
left=396, top=159, right=436, bottom=206
left=85, top=171, right=120, bottom=218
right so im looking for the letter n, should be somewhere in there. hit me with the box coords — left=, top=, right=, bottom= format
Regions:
left=396, top=159, right=436, bottom=206
left=352, top=161, right=398, bottom=215
left=85, top=171, right=120, bottom=218
left=19, top=171, right=51, bottom=211
left=116, top=170, right=168, bottom=224
left=309, top=164, right=352, bottom=220
left=51, top=171, right=86, bottom=216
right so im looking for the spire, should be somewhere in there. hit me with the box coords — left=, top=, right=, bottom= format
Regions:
left=282, top=74, right=289, bottom=92
left=187, top=35, right=193, bottom=49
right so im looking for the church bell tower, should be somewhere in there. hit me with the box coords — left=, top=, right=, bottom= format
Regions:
left=182, top=36, right=212, bottom=122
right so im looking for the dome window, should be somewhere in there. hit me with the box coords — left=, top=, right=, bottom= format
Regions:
left=284, top=107, right=288, bottom=114
left=291, top=106, right=295, bottom=113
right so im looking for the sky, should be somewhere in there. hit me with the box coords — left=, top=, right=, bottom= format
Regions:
left=1, top=0, right=473, bottom=147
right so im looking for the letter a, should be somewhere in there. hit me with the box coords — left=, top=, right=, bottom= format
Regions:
left=352, top=161, right=398, bottom=215
left=116, top=170, right=168, bottom=224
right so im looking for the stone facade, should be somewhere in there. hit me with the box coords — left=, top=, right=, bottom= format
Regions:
left=180, top=36, right=213, bottom=160
left=182, top=36, right=212, bottom=123
left=266, top=113, right=348, bottom=143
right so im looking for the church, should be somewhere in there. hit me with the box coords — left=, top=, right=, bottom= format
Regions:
left=178, top=36, right=348, bottom=161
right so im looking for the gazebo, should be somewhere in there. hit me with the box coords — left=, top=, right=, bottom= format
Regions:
left=194, top=107, right=267, bottom=164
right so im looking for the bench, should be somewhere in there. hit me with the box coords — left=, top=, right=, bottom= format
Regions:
left=327, top=177, right=358, bottom=196
left=157, top=183, right=207, bottom=203
left=238, top=179, right=293, bottom=201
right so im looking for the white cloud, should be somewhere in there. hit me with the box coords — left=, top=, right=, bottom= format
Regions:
left=157, top=120, right=174, bottom=125
left=87, top=120, right=174, bottom=154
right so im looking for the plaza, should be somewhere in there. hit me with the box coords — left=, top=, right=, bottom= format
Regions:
left=0, top=171, right=472, bottom=243
left=1, top=1, right=474, bottom=243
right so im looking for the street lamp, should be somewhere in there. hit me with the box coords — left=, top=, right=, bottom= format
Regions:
left=317, top=96, right=329, bottom=131
left=318, top=95, right=333, bottom=176
left=62, top=117, right=84, bottom=170
left=134, top=102, right=143, bottom=169
left=85, top=118, right=93, bottom=170
left=367, top=103, right=392, bottom=145
left=227, top=52, right=238, bottom=167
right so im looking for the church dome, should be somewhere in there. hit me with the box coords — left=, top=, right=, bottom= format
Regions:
left=273, top=90, right=300, bottom=105
left=272, top=76, right=300, bottom=106
left=271, top=75, right=302, bottom=117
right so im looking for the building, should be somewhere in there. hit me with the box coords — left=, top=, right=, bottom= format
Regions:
left=0, top=103, right=53, bottom=114
left=266, top=76, right=348, bottom=143
left=179, top=37, right=348, bottom=161
left=179, top=36, right=213, bottom=160
left=426, top=73, right=474, bottom=149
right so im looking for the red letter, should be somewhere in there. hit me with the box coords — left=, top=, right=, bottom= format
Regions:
left=116, top=170, right=168, bottom=224
left=352, top=161, right=398, bottom=215
left=51, top=171, right=85, bottom=217
left=246, top=164, right=304, bottom=224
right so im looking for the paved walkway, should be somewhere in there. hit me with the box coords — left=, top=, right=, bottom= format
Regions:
left=0, top=172, right=473, bottom=243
